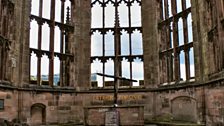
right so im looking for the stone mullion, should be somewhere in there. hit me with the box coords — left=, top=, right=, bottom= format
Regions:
left=164, top=0, right=173, bottom=83
left=3, top=5, right=9, bottom=38
left=159, top=0, right=163, bottom=20
left=164, top=0, right=171, bottom=83
left=60, top=0, right=65, bottom=87
left=102, top=0, right=105, bottom=87
left=0, top=45, right=2, bottom=80
left=220, top=0, right=224, bottom=69
left=171, top=0, right=180, bottom=81
left=0, top=0, right=2, bottom=80
left=221, top=0, right=224, bottom=17
left=213, top=0, right=222, bottom=71
left=37, top=0, right=43, bottom=85
left=114, top=0, right=121, bottom=87
left=128, top=0, right=133, bottom=83
left=49, top=0, right=56, bottom=86
left=215, top=1, right=224, bottom=70
left=159, top=0, right=166, bottom=84
left=2, top=3, right=8, bottom=80
left=182, top=0, right=190, bottom=80
left=210, top=0, right=218, bottom=71
left=2, top=42, right=7, bottom=80
left=0, top=0, right=2, bottom=35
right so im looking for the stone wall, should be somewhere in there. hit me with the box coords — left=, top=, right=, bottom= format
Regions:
left=0, top=89, right=153, bottom=125
left=0, top=91, right=18, bottom=121
left=85, top=106, right=144, bottom=125
left=1, top=0, right=224, bottom=126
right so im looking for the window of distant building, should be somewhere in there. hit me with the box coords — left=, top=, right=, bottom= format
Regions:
left=91, top=0, right=144, bottom=88
left=0, top=99, right=4, bottom=110
left=158, top=0, right=195, bottom=84
left=29, top=0, right=73, bottom=86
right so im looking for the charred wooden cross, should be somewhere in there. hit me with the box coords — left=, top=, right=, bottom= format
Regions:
left=96, top=73, right=137, bottom=107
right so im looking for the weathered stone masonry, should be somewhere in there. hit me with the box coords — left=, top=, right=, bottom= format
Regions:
left=0, top=0, right=224, bottom=126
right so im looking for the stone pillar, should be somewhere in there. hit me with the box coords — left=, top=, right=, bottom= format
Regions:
left=13, top=0, right=31, bottom=122
left=13, top=0, right=31, bottom=86
left=142, top=0, right=161, bottom=88
left=70, top=0, right=91, bottom=89
left=191, top=0, right=212, bottom=82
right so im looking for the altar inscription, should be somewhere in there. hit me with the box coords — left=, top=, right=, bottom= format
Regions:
left=94, top=95, right=142, bottom=101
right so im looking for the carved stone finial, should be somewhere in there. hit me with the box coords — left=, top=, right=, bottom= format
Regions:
left=66, top=6, right=70, bottom=24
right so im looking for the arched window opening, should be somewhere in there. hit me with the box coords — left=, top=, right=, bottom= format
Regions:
left=91, top=0, right=143, bottom=87
left=29, top=0, right=74, bottom=86
left=159, top=0, right=195, bottom=84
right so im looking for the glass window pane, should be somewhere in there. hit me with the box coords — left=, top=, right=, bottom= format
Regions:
left=176, top=0, right=182, bottom=13
left=179, top=51, right=186, bottom=81
left=55, top=0, right=61, bottom=22
left=105, top=59, right=114, bottom=78
left=131, top=2, right=141, bottom=27
left=91, top=3, right=102, bottom=28
left=178, top=18, right=184, bottom=46
left=105, top=3, right=115, bottom=27
left=31, top=0, right=39, bottom=15
left=30, top=53, right=37, bottom=77
left=122, top=59, right=130, bottom=78
left=187, top=13, right=193, bottom=42
left=105, top=31, right=114, bottom=56
left=118, top=2, right=128, bottom=27
left=91, top=60, right=103, bottom=87
left=132, top=31, right=143, bottom=55
left=121, top=31, right=130, bottom=55
left=43, top=0, right=51, bottom=19
left=41, top=55, right=49, bottom=81
left=54, top=26, right=61, bottom=52
left=91, top=31, right=102, bottom=56
left=41, top=24, right=50, bottom=51
left=186, top=0, right=191, bottom=8
left=54, top=57, right=60, bottom=86
left=189, top=48, right=195, bottom=78
left=132, top=58, right=144, bottom=86
left=30, top=21, right=38, bottom=49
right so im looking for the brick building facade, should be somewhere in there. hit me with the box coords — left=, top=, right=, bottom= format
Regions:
left=0, top=0, right=224, bottom=126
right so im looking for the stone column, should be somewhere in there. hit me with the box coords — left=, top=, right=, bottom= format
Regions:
left=191, top=0, right=212, bottom=82
left=14, top=0, right=31, bottom=122
left=142, top=0, right=161, bottom=88
left=14, top=0, right=31, bottom=86
left=70, top=0, right=91, bottom=89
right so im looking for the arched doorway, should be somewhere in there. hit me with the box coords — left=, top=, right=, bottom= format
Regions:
left=31, top=103, right=46, bottom=125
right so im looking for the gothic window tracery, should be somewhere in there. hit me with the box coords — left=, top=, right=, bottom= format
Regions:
left=91, top=0, right=144, bottom=87
left=159, top=0, right=194, bottom=84
left=29, top=0, right=74, bottom=86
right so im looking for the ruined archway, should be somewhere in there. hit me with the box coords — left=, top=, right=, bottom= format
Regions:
left=31, top=103, right=46, bottom=125
left=171, top=96, right=197, bottom=122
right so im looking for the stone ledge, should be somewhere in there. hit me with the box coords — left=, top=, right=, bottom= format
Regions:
left=152, top=77, right=224, bottom=92
left=146, top=121, right=205, bottom=126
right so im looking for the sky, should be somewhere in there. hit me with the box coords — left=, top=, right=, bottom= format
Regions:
left=30, top=0, right=194, bottom=86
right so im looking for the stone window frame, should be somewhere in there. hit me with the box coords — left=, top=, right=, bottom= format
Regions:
left=29, top=0, right=74, bottom=87
left=90, top=0, right=144, bottom=88
left=158, top=0, right=194, bottom=84
left=0, top=99, right=4, bottom=110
